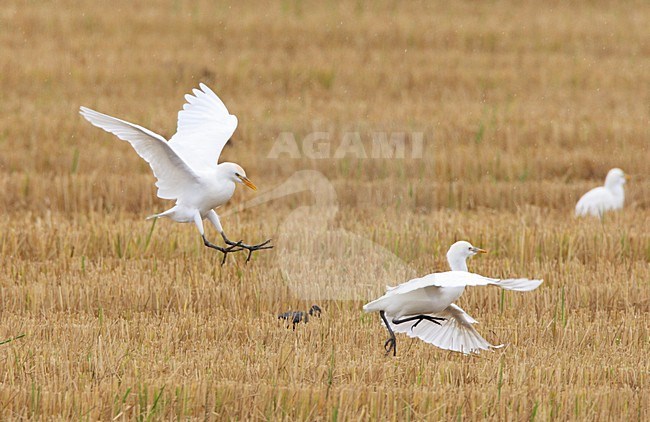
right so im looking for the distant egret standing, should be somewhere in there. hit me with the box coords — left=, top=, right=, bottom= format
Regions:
left=575, top=168, right=628, bottom=217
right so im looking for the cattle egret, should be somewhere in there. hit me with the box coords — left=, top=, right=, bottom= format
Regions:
left=575, top=168, right=628, bottom=217
left=80, top=84, right=272, bottom=263
left=363, top=241, right=543, bottom=356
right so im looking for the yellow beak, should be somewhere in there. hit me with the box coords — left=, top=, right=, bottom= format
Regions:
left=475, top=248, right=488, bottom=254
left=239, top=175, right=257, bottom=191
left=625, top=175, right=631, bottom=181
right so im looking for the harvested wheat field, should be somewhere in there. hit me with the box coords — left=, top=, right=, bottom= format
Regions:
left=1, top=0, right=649, bottom=420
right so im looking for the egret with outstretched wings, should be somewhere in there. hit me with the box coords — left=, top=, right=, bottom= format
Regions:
left=80, top=83, right=272, bottom=263
left=364, top=241, right=543, bottom=355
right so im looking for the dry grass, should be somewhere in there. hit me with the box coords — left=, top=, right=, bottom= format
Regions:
left=1, top=0, right=649, bottom=420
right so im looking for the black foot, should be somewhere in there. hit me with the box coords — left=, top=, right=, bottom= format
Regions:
left=384, top=336, right=396, bottom=356
left=223, top=237, right=273, bottom=262
left=202, top=235, right=244, bottom=265
left=379, top=310, right=397, bottom=357
left=392, top=315, right=447, bottom=331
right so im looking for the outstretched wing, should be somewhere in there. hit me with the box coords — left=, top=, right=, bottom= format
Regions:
left=79, top=107, right=200, bottom=200
left=385, top=271, right=543, bottom=296
left=390, top=304, right=503, bottom=354
left=168, top=83, right=238, bottom=172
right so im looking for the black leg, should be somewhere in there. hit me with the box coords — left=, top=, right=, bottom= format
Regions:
left=380, top=311, right=397, bottom=356
left=222, top=235, right=273, bottom=262
left=392, top=315, right=447, bottom=331
left=202, top=235, right=244, bottom=265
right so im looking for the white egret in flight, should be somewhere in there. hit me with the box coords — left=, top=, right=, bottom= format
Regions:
left=80, top=83, right=272, bottom=263
left=575, top=168, right=628, bottom=218
left=363, top=241, right=543, bottom=356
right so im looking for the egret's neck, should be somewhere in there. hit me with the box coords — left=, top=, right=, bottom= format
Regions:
left=606, top=184, right=625, bottom=200
left=447, top=256, right=469, bottom=272
left=215, top=163, right=232, bottom=177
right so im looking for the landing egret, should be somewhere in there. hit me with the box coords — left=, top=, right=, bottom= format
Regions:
left=363, top=241, right=543, bottom=356
left=79, top=84, right=272, bottom=263
left=575, top=168, right=628, bottom=217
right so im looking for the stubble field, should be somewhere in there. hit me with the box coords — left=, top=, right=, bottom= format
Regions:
left=0, top=1, right=649, bottom=420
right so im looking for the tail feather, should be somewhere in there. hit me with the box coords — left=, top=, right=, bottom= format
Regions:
left=146, top=209, right=173, bottom=220
left=362, top=298, right=384, bottom=313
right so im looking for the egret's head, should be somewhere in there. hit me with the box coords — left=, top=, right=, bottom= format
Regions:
left=447, top=241, right=487, bottom=262
left=221, top=162, right=257, bottom=191
left=604, top=168, right=628, bottom=189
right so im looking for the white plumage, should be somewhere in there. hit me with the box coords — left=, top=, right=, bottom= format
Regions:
left=394, top=304, right=492, bottom=353
left=169, top=85, right=238, bottom=173
left=363, top=241, right=543, bottom=355
left=80, top=83, right=271, bottom=262
left=575, top=168, right=628, bottom=217
left=78, top=107, right=203, bottom=201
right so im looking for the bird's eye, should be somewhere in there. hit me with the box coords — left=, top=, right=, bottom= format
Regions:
left=468, top=247, right=472, bottom=250
left=235, top=172, right=240, bottom=177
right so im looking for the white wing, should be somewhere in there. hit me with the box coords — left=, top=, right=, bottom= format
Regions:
left=384, top=271, right=543, bottom=296
left=390, top=304, right=503, bottom=354
left=575, top=187, right=613, bottom=217
left=79, top=107, right=200, bottom=200
left=168, top=83, right=238, bottom=172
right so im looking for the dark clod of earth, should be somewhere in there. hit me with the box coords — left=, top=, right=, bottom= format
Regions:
left=278, top=305, right=322, bottom=329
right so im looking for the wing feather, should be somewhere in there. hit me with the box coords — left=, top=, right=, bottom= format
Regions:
left=79, top=106, right=200, bottom=200
left=384, top=271, right=543, bottom=296
left=390, top=304, right=501, bottom=354
left=168, top=83, right=238, bottom=172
